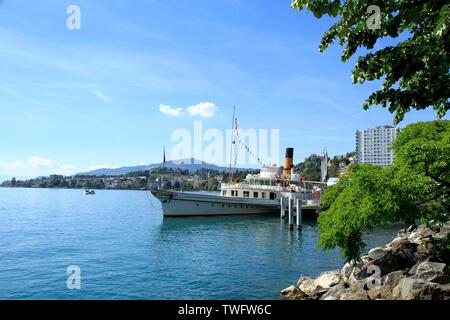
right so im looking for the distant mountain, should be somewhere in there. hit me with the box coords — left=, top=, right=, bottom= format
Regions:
left=75, top=158, right=231, bottom=176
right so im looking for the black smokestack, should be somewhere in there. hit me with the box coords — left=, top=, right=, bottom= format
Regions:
left=285, top=147, right=294, bottom=159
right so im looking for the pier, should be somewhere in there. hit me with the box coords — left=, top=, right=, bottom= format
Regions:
left=279, top=188, right=322, bottom=229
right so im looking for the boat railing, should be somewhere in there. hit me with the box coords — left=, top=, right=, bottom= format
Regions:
left=221, top=183, right=284, bottom=192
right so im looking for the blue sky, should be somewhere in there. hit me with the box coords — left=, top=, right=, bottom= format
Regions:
left=0, top=0, right=444, bottom=180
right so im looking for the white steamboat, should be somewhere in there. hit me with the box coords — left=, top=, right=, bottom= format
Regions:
left=151, top=148, right=323, bottom=217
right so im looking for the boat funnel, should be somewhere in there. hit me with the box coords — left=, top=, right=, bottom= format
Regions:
left=283, top=147, right=294, bottom=177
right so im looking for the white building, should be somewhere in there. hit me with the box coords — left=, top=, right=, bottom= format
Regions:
left=356, top=125, right=399, bottom=167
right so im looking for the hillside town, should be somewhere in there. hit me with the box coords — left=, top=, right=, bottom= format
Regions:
left=1, top=153, right=357, bottom=191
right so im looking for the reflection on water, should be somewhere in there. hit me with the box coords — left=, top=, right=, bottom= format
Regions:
left=0, top=188, right=403, bottom=300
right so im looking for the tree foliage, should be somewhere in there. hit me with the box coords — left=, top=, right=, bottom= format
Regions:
left=291, top=0, right=450, bottom=123
left=318, top=120, right=449, bottom=262
left=295, top=152, right=355, bottom=180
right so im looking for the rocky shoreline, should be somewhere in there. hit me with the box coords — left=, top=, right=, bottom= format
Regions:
left=281, top=222, right=450, bottom=300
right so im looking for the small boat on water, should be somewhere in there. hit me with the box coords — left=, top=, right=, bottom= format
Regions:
left=84, top=189, right=95, bottom=195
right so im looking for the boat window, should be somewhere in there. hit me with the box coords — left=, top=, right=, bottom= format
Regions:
left=253, top=192, right=258, bottom=198
left=261, top=192, right=266, bottom=199
left=231, top=190, right=238, bottom=197
left=222, top=190, right=226, bottom=196
left=243, top=191, right=250, bottom=198
left=270, top=192, right=276, bottom=200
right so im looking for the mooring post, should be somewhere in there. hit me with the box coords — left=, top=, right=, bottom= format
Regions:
left=288, top=197, right=293, bottom=228
left=296, top=198, right=302, bottom=229
left=280, top=196, right=284, bottom=219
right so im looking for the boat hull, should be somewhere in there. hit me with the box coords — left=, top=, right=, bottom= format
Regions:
left=151, top=190, right=280, bottom=217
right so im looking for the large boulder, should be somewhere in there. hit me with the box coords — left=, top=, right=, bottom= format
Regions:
left=314, top=270, right=342, bottom=289
left=418, top=283, right=450, bottom=300
left=392, top=278, right=427, bottom=300
left=367, top=240, right=418, bottom=276
left=416, top=238, right=438, bottom=260
left=407, top=226, right=433, bottom=244
left=296, top=276, right=311, bottom=287
left=415, top=224, right=434, bottom=238
left=320, top=282, right=348, bottom=300
left=368, top=247, right=388, bottom=260
left=298, top=278, right=319, bottom=297
left=367, top=286, right=393, bottom=300
left=394, top=280, right=450, bottom=300
left=281, top=285, right=307, bottom=299
left=348, top=271, right=367, bottom=289
left=411, top=260, right=449, bottom=284
left=281, top=285, right=299, bottom=296
left=341, top=262, right=355, bottom=278
left=338, top=284, right=369, bottom=300
left=381, top=270, right=407, bottom=291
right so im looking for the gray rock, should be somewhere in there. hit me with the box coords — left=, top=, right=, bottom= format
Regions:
left=379, top=240, right=418, bottom=274
left=296, top=276, right=311, bottom=287
left=368, top=247, right=388, bottom=260
left=416, top=224, right=433, bottom=237
left=432, top=232, right=448, bottom=241
left=314, top=270, right=341, bottom=289
left=412, top=260, right=449, bottom=284
left=281, top=285, right=308, bottom=299
left=395, top=281, right=450, bottom=300
left=418, top=282, right=450, bottom=300
left=416, top=238, right=438, bottom=260
left=322, top=296, right=338, bottom=300
left=368, top=286, right=393, bottom=300
left=341, top=263, right=355, bottom=278
left=320, top=282, right=347, bottom=300
left=381, top=270, right=406, bottom=291
left=298, top=278, right=317, bottom=297
left=407, top=224, right=417, bottom=233
left=361, top=255, right=371, bottom=264
left=281, top=285, right=299, bottom=296
left=348, top=271, right=367, bottom=289
left=339, top=285, right=369, bottom=300
left=392, top=278, right=427, bottom=300
left=408, top=233, right=424, bottom=245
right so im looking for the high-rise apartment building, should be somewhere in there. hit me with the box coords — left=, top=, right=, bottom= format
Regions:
left=356, top=125, right=399, bottom=167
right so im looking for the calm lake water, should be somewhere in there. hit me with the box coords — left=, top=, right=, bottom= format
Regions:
left=0, top=188, right=404, bottom=300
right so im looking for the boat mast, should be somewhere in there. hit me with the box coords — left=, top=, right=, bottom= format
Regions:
left=228, top=106, right=236, bottom=183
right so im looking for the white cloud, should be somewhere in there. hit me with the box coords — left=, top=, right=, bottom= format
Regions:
left=91, top=90, right=113, bottom=103
left=159, top=103, right=184, bottom=117
left=186, top=102, right=218, bottom=118
left=0, top=157, right=78, bottom=178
